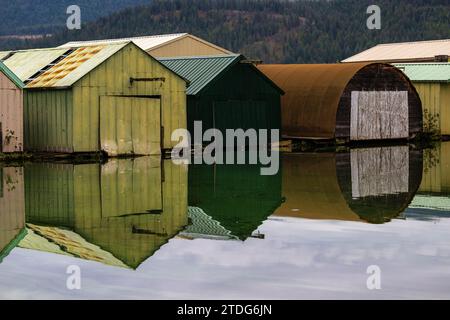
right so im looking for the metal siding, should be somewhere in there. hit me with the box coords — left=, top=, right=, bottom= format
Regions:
left=259, top=63, right=421, bottom=140
left=24, top=90, right=73, bottom=152
left=73, top=44, right=186, bottom=152
left=0, top=73, right=23, bottom=152
left=413, top=83, right=446, bottom=134
left=395, top=63, right=450, bottom=82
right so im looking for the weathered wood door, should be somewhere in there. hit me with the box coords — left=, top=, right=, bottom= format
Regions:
left=100, top=96, right=161, bottom=156
left=350, top=146, right=409, bottom=199
left=351, top=91, right=409, bottom=140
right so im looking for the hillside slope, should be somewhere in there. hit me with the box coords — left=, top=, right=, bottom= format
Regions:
left=2, top=0, right=450, bottom=63
left=0, top=0, right=150, bottom=36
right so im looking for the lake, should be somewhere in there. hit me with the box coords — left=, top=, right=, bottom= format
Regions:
left=1, top=143, right=450, bottom=299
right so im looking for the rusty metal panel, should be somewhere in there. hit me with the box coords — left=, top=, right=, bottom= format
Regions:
left=3, top=48, right=68, bottom=81
left=258, top=63, right=420, bottom=140
left=258, top=63, right=372, bottom=139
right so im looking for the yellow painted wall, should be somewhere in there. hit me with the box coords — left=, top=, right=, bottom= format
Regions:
left=72, top=43, right=186, bottom=152
left=24, top=89, right=73, bottom=152
left=413, top=82, right=450, bottom=135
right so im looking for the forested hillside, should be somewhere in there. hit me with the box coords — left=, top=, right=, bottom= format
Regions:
left=2, top=0, right=449, bottom=63
left=0, top=0, right=149, bottom=36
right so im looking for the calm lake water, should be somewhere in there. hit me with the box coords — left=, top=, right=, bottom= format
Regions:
left=1, top=143, right=450, bottom=299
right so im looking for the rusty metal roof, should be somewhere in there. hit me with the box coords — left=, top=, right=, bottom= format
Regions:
left=258, top=63, right=374, bottom=139
left=26, top=43, right=127, bottom=88
left=1, top=47, right=70, bottom=82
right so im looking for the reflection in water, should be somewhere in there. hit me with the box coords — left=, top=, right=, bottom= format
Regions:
left=19, top=158, right=188, bottom=269
left=0, top=166, right=26, bottom=263
left=4, top=144, right=450, bottom=299
left=275, top=146, right=423, bottom=224
left=186, top=164, right=283, bottom=240
left=407, top=143, right=450, bottom=221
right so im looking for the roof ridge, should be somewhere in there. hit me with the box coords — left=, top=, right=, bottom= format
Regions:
left=65, top=33, right=187, bottom=44
left=377, top=38, right=450, bottom=47
left=158, top=54, right=240, bottom=61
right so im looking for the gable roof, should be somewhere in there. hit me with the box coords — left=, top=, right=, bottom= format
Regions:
left=343, top=39, right=450, bottom=63
left=1, top=47, right=69, bottom=82
left=394, top=63, right=450, bottom=83
left=0, top=61, right=24, bottom=89
left=19, top=224, right=129, bottom=269
left=159, top=54, right=284, bottom=95
left=3, top=42, right=186, bottom=89
left=59, top=33, right=233, bottom=55
left=25, top=42, right=129, bottom=88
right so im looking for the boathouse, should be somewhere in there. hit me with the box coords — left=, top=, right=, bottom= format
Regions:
left=159, top=54, right=283, bottom=141
left=1, top=42, right=187, bottom=155
left=258, top=63, right=423, bottom=142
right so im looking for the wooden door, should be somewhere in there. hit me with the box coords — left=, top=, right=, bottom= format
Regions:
left=351, top=91, right=409, bottom=140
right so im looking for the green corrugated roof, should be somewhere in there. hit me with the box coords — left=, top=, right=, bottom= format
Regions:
left=158, top=54, right=241, bottom=95
left=0, top=61, right=24, bottom=89
left=395, top=63, right=450, bottom=83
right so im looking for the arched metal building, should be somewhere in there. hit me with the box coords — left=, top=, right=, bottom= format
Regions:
left=258, top=63, right=423, bottom=141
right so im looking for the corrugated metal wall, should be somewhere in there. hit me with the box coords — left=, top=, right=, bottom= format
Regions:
left=188, top=62, right=281, bottom=137
left=71, top=43, right=186, bottom=153
left=413, top=83, right=446, bottom=134
left=24, top=90, right=73, bottom=152
left=0, top=74, right=23, bottom=153
left=23, top=43, right=186, bottom=153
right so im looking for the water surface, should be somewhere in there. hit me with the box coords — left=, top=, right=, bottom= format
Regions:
left=1, top=144, right=450, bottom=299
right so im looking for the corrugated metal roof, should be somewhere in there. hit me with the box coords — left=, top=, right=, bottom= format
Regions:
left=343, top=39, right=450, bottom=63
left=26, top=43, right=128, bottom=88
left=395, top=63, right=450, bottom=82
left=2, top=48, right=70, bottom=81
left=60, top=33, right=186, bottom=50
left=258, top=63, right=375, bottom=138
left=258, top=63, right=419, bottom=139
left=0, top=61, right=24, bottom=88
left=159, top=54, right=241, bottom=95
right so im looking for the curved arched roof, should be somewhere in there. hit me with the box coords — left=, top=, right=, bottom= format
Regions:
left=257, top=62, right=405, bottom=139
